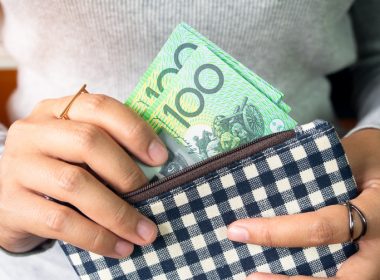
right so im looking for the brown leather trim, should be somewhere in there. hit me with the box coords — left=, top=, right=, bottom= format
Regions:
left=125, top=130, right=295, bottom=204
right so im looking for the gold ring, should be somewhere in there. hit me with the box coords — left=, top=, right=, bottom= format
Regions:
left=58, top=84, right=89, bottom=120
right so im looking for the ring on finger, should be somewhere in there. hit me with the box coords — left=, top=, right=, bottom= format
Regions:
left=59, top=84, right=89, bottom=120
left=340, top=200, right=368, bottom=242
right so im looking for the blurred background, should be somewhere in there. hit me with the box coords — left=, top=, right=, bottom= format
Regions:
left=0, top=42, right=16, bottom=127
left=0, top=43, right=356, bottom=132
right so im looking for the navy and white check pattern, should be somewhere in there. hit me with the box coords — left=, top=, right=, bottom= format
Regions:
left=60, top=120, right=358, bottom=279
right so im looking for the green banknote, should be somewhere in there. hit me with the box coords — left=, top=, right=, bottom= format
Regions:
left=181, top=23, right=291, bottom=114
left=145, top=46, right=297, bottom=161
left=125, top=23, right=296, bottom=180
left=126, top=23, right=290, bottom=121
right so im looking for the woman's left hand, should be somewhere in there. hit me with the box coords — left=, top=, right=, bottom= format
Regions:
left=227, top=128, right=380, bottom=280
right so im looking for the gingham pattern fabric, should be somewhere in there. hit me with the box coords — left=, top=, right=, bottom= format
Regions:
left=60, top=120, right=358, bottom=280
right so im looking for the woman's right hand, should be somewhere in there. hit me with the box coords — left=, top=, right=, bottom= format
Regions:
left=0, top=91, right=168, bottom=258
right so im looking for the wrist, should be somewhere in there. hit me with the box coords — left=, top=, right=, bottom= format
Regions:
left=0, top=239, right=56, bottom=256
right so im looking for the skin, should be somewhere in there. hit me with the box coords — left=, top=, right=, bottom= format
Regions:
left=0, top=90, right=378, bottom=277
left=0, top=92, right=168, bottom=258
left=227, top=128, right=380, bottom=280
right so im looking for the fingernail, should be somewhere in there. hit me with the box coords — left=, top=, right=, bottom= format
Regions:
left=148, top=139, right=168, bottom=164
left=137, top=218, right=157, bottom=242
left=115, top=240, right=133, bottom=257
left=227, top=226, right=249, bottom=242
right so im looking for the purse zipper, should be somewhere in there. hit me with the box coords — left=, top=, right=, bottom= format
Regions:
left=124, top=129, right=295, bottom=203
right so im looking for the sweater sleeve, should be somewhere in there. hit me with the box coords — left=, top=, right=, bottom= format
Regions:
left=346, top=0, right=380, bottom=136
left=0, top=123, right=6, bottom=156
left=0, top=7, right=7, bottom=155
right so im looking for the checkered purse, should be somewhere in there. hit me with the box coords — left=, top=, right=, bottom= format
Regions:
left=59, top=120, right=358, bottom=279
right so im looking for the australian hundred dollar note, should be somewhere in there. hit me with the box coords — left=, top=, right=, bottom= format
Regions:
left=144, top=46, right=297, bottom=163
left=126, top=22, right=290, bottom=124
left=126, top=23, right=296, bottom=181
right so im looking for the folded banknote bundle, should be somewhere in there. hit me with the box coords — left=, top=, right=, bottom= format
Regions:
left=126, top=22, right=297, bottom=181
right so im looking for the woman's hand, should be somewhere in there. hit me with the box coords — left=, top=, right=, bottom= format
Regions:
left=0, top=92, right=168, bottom=258
left=227, top=128, right=380, bottom=279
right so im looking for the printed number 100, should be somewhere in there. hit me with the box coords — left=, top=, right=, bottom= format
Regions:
left=164, top=64, right=224, bottom=128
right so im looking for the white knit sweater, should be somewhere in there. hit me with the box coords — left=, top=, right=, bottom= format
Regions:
left=1, top=1, right=380, bottom=279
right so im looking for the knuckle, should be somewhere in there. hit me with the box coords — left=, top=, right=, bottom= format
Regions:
left=86, top=94, right=109, bottom=112
left=0, top=177, right=15, bottom=201
left=0, top=151, right=14, bottom=176
left=309, top=218, right=335, bottom=245
left=57, top=166, right=85, bottom=193
left=88, top=228, right=108, bottom=253
left=125, top=118, right=150, bottom=139
left=45, top=208, right=70, bottom=232
left=5, top=119, right=40, bottom=156
left=113, top=203, right=134, bottom=229
left=0, top=184, right=13, bottom=206
left=119, top=167, right=146, bottom=191
left=74, top=124, right=100, bottom=150
left=7, top=119, right=29, bottom=137
left=260, top=225, right=275, bottom=247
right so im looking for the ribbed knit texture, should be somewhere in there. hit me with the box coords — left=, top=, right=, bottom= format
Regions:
left=0, top=1, right=380, bottom=279
left=1, top=0, right=360, bottom=125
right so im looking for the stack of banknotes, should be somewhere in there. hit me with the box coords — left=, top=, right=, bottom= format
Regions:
left=125, top=23, right=297, bottom=181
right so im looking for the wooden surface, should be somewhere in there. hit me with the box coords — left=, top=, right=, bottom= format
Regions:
left=0, top=70, right=16, bottom=127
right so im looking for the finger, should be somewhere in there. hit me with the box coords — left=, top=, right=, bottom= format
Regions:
left=32, top=92, right=168, bottom=166
left=18, top=119, right=147, bottom=193
left=228, top=204, right=350, bottom=247
left=12, top=191, right=134, bottom=258
left=12, top=155, right=158, bottom=246
left=246, top=273, right=328, bottom=280
left=228, top=189, right=377, bottom=247
left=227, top=189, right=378, bottom=247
